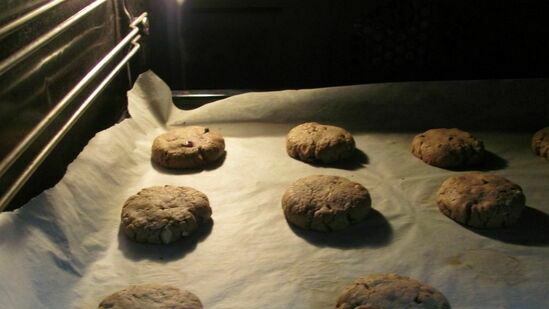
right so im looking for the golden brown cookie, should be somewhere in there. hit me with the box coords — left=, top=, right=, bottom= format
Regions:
left=281, top=175, right=371, bottom=232
left=436, top=172, right=525, bottom=228
left=286, top=122, right=355, bottom=164
left=152, top=126, right=225, bottom=169
left=336, top=273, right=450, bottom=309
left=121, top=185, right=212, bottom=244
left=531, top=127, right=549, bottom=160
left=98, top=284, right=202, bottom=309
left=411, top=128, right=485, bottom=169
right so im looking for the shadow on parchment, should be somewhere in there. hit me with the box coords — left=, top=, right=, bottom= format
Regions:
left=117, top=219, right=213, bottom=262
left=307, top=148, right=369, bottom=171
left=476, top=151, right=508, bottom=171
left=443, top=151, right=508, bottom=172
left=464, top=206, right=549, bottom=246
left=287, top=209, right=393, bottom=249
left=150, top=151, right=226, bottom=175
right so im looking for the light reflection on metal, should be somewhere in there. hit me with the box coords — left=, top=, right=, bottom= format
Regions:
left=0, top=12, right=148, bottom=211
left=0, top=25, right=104, bottom=97
left=0, top=37, right=142, bottom=212
left=121, top=0, right=133, bottom=21
left=0, top=0, right=108, bottom=76
left=0, top=0, right=67, bottom=39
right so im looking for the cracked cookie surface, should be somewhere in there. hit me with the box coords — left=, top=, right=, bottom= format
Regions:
left=436, top=172, right=525, bottom=228
left=411, top=128, right=484, bottom=169
left=281, top=175, right=371, bottom=232
left=152, top=126, right=225, bottom=169
left=121, top=185, right=212, bottom=244
left=286, top=122, right=355, bottom=164
left=531, top=127, right=549, bottom=160
left=336, top=273, right=450, bottom=309
left=98, top=284, right=202, bottom=309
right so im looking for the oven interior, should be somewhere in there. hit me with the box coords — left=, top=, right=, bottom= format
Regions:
left=1, top=0, right=548, bottom=210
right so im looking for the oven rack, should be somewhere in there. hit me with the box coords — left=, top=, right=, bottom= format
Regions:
left=0, top=0, right=149, bottom=211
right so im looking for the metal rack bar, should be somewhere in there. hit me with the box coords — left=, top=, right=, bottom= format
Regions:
left=0, top=12, right=148, bottom=211
left=0, top=0, right=107, bottom=75
left=0, top=12, right=148, bottom=181
left=0, top=0, right=68, bottom=39
left=0, top=35, right=143, bottom=212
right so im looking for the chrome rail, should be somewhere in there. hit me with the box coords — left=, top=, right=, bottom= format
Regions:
left=0, top=12, right=148, bottom=181
left=0, top=0, right=68, bottom=39
left=0, top=0, right=108, bottom=75
left=0, top=36, right=143, bottom=211
left=0, top=6, right=148, bottom=211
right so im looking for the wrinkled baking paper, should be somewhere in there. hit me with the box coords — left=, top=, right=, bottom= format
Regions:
left=0, top=71, right=547, bottom=309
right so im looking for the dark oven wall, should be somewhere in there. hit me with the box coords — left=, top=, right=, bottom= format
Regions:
left=147, top=0, right=549, bottom=90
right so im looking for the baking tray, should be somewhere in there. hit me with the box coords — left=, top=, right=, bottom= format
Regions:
left=0, top=72, right=547, bottom=308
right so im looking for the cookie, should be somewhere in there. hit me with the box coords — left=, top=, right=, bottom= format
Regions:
left=281, top=175, right=371, bottom=232
left=121, top=185, right=212, bottom=244
left=336, top=273, right=450, bottom=309
left=531, top=127, right=549, bottom=160
left=411, top=128, right=485, bottom=169
left=286, top=122, right=356, bottom=163
left=151, top=126, right=225, bottom=169
left=98, top=284, right=202, bottom=309
left=436, top=172, right=525, bottom=228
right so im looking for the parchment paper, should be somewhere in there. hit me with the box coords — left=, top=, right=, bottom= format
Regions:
left=0, top=71, right=547, bottom=309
